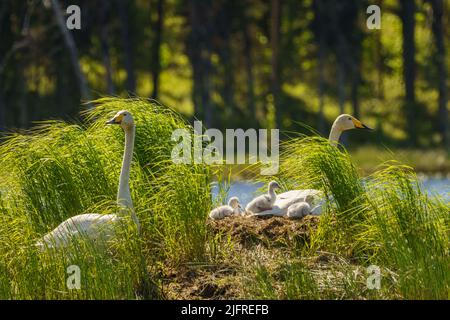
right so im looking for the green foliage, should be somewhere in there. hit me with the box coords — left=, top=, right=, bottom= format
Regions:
left=246, top=259, right=385, bottom=300
left=0, top=98, right=213, bottom=299
left=0, top=97, right=448, bottom=299
left=2, top=0, right=449, bottom=148
left=364, top=165, right=449, bottom=299
left=266, top=137, right=450, bottom=299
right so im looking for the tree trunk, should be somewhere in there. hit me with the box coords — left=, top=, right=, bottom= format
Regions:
left=217, top=1, right=235, bottom=121
left=337, top=58, right=346, bottom=116
left=0, top=2, right=5, bottom=131
left=333, top=1, right=346, bottom=116
left=116, top=0, right=136, bottom=94
left=151, top=0, right=164, bottom=99
left=315, top=0, right=326, bottom=135
left=18, top=64, right=27, bottom=127
left=243, top=21, right=256, bottom=125
left=186, top=0, right=213, bottom=127
left=376, top=0, right=384, bottom=101
left=0, top=79, right=5, bottom=131
left=50, top=0, right=91, bottom=105
left=270, top=0, right=281, bottom=129
left=336, top=38, right=347, bottom=146
left=430, top=0, right=448, bottom=148
left=350, top=50, right=361, bottom=119
left=400, top=0, right=417, bottom=145
left=100, top=0, right=115, bottom=95
left=328, top=0, right=349, bottom=146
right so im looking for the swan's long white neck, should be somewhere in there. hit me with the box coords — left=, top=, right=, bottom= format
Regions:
left=117, top=125, right=139, bottom=229
left=328, top=124, right=342, bottom=145
left=118, top=125, right=134, bottom=208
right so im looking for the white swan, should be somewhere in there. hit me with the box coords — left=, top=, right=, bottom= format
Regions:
left=36, top=110, right=139, bottom=250
left=250, top=114, right=371, bottom=218
left=209, top=197, right=243, bottom=220
left=328, top=114, right=371, bottom=146
left=245, top=181, right=281, bottom=214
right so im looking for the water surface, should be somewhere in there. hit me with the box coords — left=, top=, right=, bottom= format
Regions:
left=212, top=178, right=449, bottom=206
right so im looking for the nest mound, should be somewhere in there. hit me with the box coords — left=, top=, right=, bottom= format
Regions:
left=207, top=215, right=320, bottom=247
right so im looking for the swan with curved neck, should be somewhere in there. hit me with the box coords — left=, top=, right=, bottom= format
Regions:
left=329, top=114, right=371, bottom=145
left=107, top=110, right=139, bottom=229
left=249, top=114, right=371, bottom=218
left=37, top=110, right=139, bottom=249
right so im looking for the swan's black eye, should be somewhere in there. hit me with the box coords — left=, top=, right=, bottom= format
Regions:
left=348, top=117, right=351, bottom=120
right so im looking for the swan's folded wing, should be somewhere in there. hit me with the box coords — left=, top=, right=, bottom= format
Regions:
left=39, top=214, right=118, bottom=248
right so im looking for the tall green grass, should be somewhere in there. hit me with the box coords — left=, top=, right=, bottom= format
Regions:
left=364, top=165, right=449, bottom=299
left=250, top=261, right=320, bottom=299
left=0, top=98, right=213, bottom=299
left=263, top=136, right=449, bottom=299
left=246, top=259, right=389, bottom=300
left=0, top=98, right=447, bottom=299
left=259, top=137, right=370, bottom=254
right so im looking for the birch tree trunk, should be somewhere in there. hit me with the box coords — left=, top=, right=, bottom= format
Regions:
left=430, top=0, right=448, bottom=148
left=151, top=0, right=164, bottom=99
left=400, top=0, right=417, bottom=145
left=243, top=21, right=256, bottom=124
left=50, top=0, right=91, bottom=106
left=116, top=0, right=136, bottom=94
left=100, top=0, right=115, bottom=95
left=270, top=0, right=281, bottom=129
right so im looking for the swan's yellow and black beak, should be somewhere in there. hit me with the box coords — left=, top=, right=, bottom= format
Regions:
left=106, top=114, right=123, bottom=125
left=352, top=118, right=373, bottom=130
left=106, top=119, right=117, bottom=125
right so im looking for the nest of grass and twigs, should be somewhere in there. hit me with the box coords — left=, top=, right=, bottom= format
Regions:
left=207, top=215, right=320, bottom=248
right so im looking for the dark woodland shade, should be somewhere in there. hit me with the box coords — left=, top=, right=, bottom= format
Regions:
left=0, top=0, right=448, bottom=148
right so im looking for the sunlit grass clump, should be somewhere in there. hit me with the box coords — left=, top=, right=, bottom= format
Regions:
left=365, top=165, right=449, bottom=299
left=0, top=98, right=213, bottom=299
left=0, top=98, right=448, bottom=300
left=258, top=136, right=449, bottom=299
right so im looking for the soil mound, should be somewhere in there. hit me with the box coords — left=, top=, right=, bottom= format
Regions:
left=207, top=215, right=320, bottom=247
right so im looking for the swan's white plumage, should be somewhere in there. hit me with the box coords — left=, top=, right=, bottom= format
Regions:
left=328, top=114, right=371, bottom=146
left=245, top=181, right=280, bottom=214
left=209, top=197, right=242, bottom=220
left=248, top=189, right=322, bottom=217
left=37, top=110, right=138, bottom=250
left=250, top=114, right=371, bottom=218
left=36, top=214, right=120, bottom=249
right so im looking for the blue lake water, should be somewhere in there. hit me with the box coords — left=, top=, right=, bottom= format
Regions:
left=212, top=178, right=450, bottom=206
left=420, top=177, right=450, bottom=201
